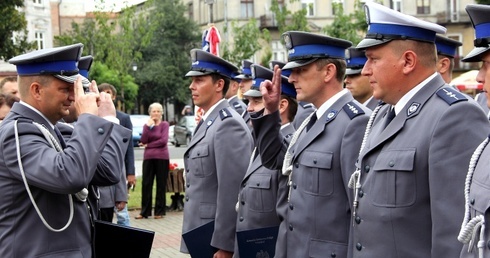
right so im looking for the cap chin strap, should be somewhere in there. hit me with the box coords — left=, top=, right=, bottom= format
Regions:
left=14, top=120, right=88, bottom=232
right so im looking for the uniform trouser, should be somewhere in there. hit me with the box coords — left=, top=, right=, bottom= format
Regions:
left=140, top=159, right=169, bottom=217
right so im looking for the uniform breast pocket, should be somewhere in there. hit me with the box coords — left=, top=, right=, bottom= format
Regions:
left=247, top=174, right=274, bottom=212
left=189, top=145, right=210, bottom=177
left=371, top=148, right=416, bottom=207
left=299, top=151, right=333, bottom=196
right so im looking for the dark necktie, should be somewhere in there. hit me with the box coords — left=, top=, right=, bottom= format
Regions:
left=54, top=127, right=67, bottom=149
left=194, top=119, right=204, bottom=134
left=306, top=113, right=317, bottom=132
left=384, top=107, right=396, bottom=129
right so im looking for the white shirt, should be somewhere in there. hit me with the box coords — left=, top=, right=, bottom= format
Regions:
left=394, top=73, right=438, bottom=115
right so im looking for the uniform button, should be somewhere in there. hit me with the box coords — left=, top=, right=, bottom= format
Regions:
left=471, top=199, right=475, bottom=205
left=289, top=223, right=293, bottom=231
left=242, top=183, right=246, bottom=187
left=256, top=182, right=260, bottom=186
left=185, top=196, right=189, bottom=201
left=331, top=253, right=336, bottom=257
left=122, top=138, right=128, bottom=143
left=241, top=201, right=245, bottom=205
left=389, top=160, right=395, bottom=167
left=197, top=152, right=200, bottom=156
left=364, top=165, right=370, bottom=173
left=356, top=243, right=362, bottom=251
left=294, top=162, right=299, bottom=168
left=313, top=159, right=317, bottom=164
left=186, top=183, right=190, bottom=188
left=289, top=203, right=294, bottom=210
left=239, top=216, right=244, bottom=222
left=293, top=183, right=297, bottom=189
left=355, top=216, right=361, bottom=224
left=185, top=154, right=189, bottom=159
left=97, top=128, right=104, bottom=134
left=358, top=190, right=364, bottom=198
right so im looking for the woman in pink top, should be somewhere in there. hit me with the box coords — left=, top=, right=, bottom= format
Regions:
left=136, top=102, right=170, bottom=219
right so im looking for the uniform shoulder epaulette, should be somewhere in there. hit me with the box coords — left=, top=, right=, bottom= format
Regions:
left=436, top=87, right=468, bottom=105
left=219, top=108, right=233, bottom=120
left=342, top=101, right=365, bottom=119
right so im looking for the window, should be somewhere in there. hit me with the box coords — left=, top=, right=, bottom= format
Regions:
left=417, top=0, right=430, bottom=14
left=332, top=0, right=344, bottom=15
left=391, top=0, right=402, bottom=12
left=35, top=32, right=45, bottom=50
left=301, top=0, right=315, bottom=17
left=33, top=0, right=42, bottom=5
left=450, top=0, right=459, bottom=22
left=241, top=0, right=254, bottom=18
left=272, top=40, right=287, bottom=62
left=188, top=3, right=194, bottom=20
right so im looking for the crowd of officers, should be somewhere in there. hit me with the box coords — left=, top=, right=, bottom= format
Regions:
left=2, top=2, right=490, bottom=258
left=180, top=2, right=490, bottom=258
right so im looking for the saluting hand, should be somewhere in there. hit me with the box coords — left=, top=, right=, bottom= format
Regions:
left=260, top=65, right=282, bottom=115
left=74, top=76, right=99, bottom=116
left=98, top=91, right=117, bottom=118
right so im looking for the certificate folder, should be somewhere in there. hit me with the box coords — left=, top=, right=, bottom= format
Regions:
left=94, top=220, right=155, bottom=258
left=236, top=226, right=279, bottom=258
left=182, top=220, right=218, bottom=258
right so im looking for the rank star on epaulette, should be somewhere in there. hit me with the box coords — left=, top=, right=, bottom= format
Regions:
left=443, top=89, right=459, bottom=100
left=347, top=103, right=359, bottom=114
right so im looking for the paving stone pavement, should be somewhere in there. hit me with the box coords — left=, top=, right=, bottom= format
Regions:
left=127, top=209, right=190, bottom=258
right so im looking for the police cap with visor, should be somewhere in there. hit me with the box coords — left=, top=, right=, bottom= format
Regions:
left=357, top=2, right=446, bottom=49
left=282, top=31, right=352, bottom=70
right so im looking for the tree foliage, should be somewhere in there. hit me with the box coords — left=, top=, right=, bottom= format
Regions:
left=475, top=0, right=490, bottom=4
left=270, top=0, right=309, bottom=35
left=136, top=0, right=201, bottom=113
left=323, top=0, right=367, bottom=45
left=0, top=0, right=34, bottom=60
left=55, top=2, right=155, bottom=111
left=222, top=19, right=271, bottom=67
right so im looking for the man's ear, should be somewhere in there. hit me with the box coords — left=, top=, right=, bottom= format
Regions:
left=215, top=78, right=225, bottom=92
left=437, top=57, right=450, bottom=74
left=402, top=50, right=417, bottom=74
left=30, top=81, right=43, bottom=101
left=279, top=98, right=288, bottom=114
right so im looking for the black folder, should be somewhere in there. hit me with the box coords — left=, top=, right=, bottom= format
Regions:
left=236, top=226, right=279, bottom=258
left=181, top=220, right=218, bottom=258
left=94, top=220, right=155, bottom=258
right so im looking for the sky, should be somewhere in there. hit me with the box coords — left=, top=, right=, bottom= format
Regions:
left=85, top=0, right=147, bottom=12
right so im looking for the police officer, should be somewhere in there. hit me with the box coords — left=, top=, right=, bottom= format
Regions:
left=226, top=71, right=250, bottom=126
left=0, top=44, right=130, bottom=257
left=349, top=3, right=490, bottom=257
left=180, top=49, right=253, bottom=258
left=235, top=60, right=254, bottom=104
left=235, top=64, right=297, bottom=258
left=435, top=35, right=463, bottom=84
left=344, top=47, right=379, bottom=110
left=458, top=4, right=490, bottom=258
left=254, top=31, right=371, bottom=257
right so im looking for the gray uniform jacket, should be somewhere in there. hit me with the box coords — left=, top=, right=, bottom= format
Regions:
left=475, top=92, right=490, bottom=117
left=180, top=100, right=253, bottom=253
left=0, top=103, right=130, bottom=257
left=228, top=95, right=250, bottom=125
left=364, top=97, right=379, bottom=111
left=98, top=111, right=132, bottom=209
left=252, top=92, right=370, bottom=258
left=352, top=75, right=490, bottom=258
left=234, top=124, right=295, bottom=258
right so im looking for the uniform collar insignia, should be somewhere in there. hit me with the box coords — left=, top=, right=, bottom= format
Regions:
left=407, top=102, right=421, bottom=116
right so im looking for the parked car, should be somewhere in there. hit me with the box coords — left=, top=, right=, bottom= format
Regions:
left=168, top=125, right=175, bottom=145
left=129, top=114, right=150, bottom=147
left=174, top=115, right=196, bottom=147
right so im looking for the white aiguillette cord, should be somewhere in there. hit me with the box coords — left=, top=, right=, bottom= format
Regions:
left=14, top=120, right=74, bottom=232
left=348, top=104, right=383, bottom=220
